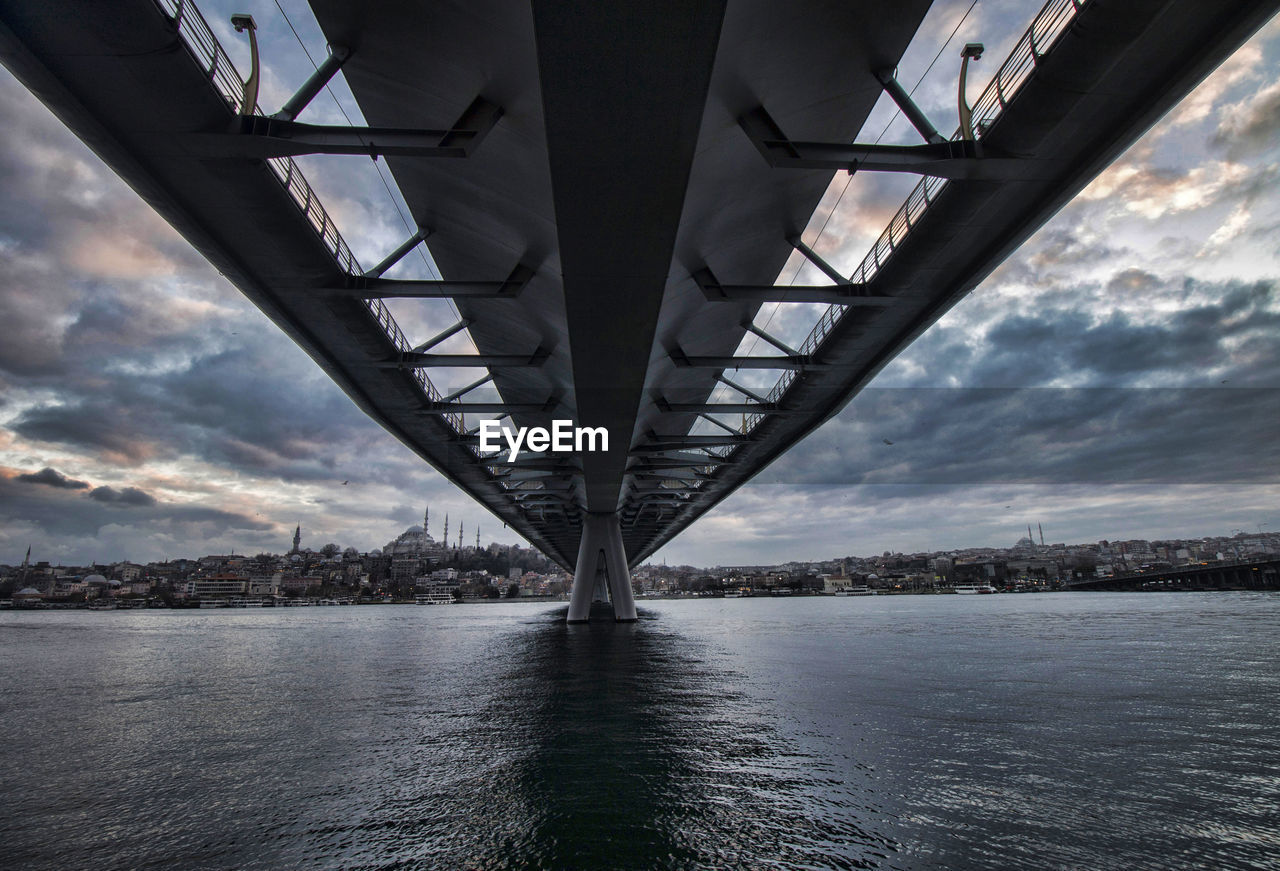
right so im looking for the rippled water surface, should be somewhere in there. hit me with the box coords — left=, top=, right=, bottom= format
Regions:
left=2, top=593, right=1278, bottom=869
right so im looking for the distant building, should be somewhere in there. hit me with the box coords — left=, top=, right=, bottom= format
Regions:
left=383, top=505, right=441, bottom=557
left=186, top=574, right=248, bottom=598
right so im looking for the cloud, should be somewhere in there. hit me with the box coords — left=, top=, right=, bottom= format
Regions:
left=17, top=467, right=89, bottom=489
left=0, top=465, right=276, bottom=563
left=1080, top=161, right=1253, bottom=221
left=751, top=277, right=1280, bottom=489
left=656, top=481, right=1280, bottom=566
left=1212, top=77, right=1280, bottom=159
left=1166, top=38, right=1265, bottom=127
left=89, top=485, right=157, bottom=506
left=761, top=385, right=1280, bottom=486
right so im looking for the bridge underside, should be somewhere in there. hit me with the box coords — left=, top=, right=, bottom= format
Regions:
left=2, top=0, right=1276, bottom=619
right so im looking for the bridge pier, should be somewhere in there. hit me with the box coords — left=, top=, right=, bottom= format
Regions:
left=567, top=513, right=637, bottom=623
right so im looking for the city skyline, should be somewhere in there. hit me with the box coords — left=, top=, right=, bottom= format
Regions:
left=1, top=1, right=1278, bottom=567
left=5, top=509, right=1273, bottom=575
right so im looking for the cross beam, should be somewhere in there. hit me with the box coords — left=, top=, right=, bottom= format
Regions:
left=740, top=105, right=1029, bottom=179
left=331, top=263, right=536, bottom=299
left=204, top=96, right=503, bottom=159
left=671, top=349, right=816, bottom=370
left=633, top=453, right=731, bottom=467
left=657, top=399, right=795, bottom=414
left=419, top=400, right=556, bottom=414
left=628, top=470, right=712, bottom=481
left=631, top=435, right=749, bottom=453
left=391, top=347, right=550, bottom=368
left=692, top=267, right=893, bottom=305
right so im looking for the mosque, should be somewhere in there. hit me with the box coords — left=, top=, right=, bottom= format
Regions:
left=383, top=506, right=449, bottom=557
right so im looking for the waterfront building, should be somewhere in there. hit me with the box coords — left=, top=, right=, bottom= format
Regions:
left=13, top=587, right=43, bottom=604
left=186, top=575, right=249, bottom=599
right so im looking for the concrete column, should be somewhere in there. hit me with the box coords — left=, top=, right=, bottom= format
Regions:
left=567, top=512, right=637, bottom=622
left=567, top=521, right=597, bottom=623
left=601, top=512, right=637, bottom=622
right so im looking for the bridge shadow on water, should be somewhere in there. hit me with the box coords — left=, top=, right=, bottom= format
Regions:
left=389, top=604, right=894, bottom=871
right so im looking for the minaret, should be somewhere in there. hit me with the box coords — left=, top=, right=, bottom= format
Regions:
left=292, top=525, right=301, bottom=554
left=443, top=514, right=449, bottom=550
left=476, top=527, right=480, bottom=550
left=423, top=505, right=430, bottom=538
left=1027, top=524, right=1034, bottom=546
left=458, top=520, right=464, bottom=549
left=1038, top=523, right=1045, bottom=546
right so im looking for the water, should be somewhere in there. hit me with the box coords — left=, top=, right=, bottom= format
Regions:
left=1, top=593, right=1277, bottom=870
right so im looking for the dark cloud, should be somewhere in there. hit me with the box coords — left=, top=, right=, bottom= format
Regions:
left=89, top=485, right=157, bottom=507
left=0, top=468, right=273, bottom=542
left=971, top=280, right=1279, bottom=385
left=755, top=277, right=1280, bottom=487
left=1212, top=81, right=1280, bottom=159
left=14, top=407, right=163, bottom=466
left=9, top=328, right=404, bottom=479
left=1028, top=227, right=1128, bottom=271
left=17, top=467, right=89, bottom=489
left=762, top=386, right=1280, bottom=486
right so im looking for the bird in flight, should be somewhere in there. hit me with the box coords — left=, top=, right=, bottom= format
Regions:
left=882, top=438, right=894, bottom=445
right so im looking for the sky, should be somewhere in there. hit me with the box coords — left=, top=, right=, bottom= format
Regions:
left=1, top=1, right=1278, bottom=568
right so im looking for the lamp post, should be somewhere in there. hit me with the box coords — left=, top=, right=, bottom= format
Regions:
left=230, top=13, right=259, bottom=116
left=958, top=43, right=985, bottom=142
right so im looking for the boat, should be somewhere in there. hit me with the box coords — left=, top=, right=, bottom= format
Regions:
left=415, top=591, right=454, bottom=605
left=954, top=583, right=997, bottom=594
left=833, top=584, right=873, bottom=596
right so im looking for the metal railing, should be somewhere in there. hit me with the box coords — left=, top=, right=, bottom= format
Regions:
left=362, top=296, right=462, bottom=432
left=155, top=0, right=359, bottom=274
left=153, top=0, right=462, bottom=434
left=740, top=0, right=1089, bottom=435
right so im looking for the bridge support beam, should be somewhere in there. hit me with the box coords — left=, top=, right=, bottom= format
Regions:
left=567, top=512, right=636, bottom=623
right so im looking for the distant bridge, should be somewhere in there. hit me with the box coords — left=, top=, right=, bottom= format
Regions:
left=2, top=0, right=1276, bottom=619
left=1066, top=558, right=1280, bottom=592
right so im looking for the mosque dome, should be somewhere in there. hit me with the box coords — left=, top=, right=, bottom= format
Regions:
left=84, top=574, right=108, bottom=585
left=383, top=509, right=439, bottom=556
left=15, top=587, right=41, bottom=597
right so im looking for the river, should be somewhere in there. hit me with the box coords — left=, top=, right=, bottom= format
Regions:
left=1, top=592, right=1277, bottom=869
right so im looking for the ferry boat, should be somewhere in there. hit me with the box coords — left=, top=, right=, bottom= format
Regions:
left=415, top=591, right=454, bottom=605
left=227, top=597, right=264, bottom=608
left=954, top=583, right=997, bottom=594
